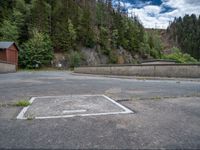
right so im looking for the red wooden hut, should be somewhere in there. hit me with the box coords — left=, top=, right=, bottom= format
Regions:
left=0, top=42, right=19, bottom=65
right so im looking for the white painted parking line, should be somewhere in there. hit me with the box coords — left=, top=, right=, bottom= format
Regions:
left=16, top=95, right=134, bottom=119
left=102, top=95, right=133, bottom=113
left=34, top=111, right=133, bottom=119
left=16, top=97, right=35, bottom=119
left=62, top=109, right=87, bottom=114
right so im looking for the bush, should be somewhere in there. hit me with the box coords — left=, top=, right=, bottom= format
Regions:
left=109, top=51, right=118, bottom=64
left=68, top=51, right=84, bottom=68
left=150, top=48, right=161, bottom=59
left=19, top=30, right=53, bottom=69
left=163, top=47, right=198, bottom=63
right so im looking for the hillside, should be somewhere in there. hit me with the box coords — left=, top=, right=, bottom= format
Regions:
left=0, top=0, right=198, bottom=68
left=167, top=14, right=200, bottom=60
left=0, top=0, right=165, bottom=69
left=145, top=29, right=175, bottom=54
left=149, top=14, right=200, bottom=63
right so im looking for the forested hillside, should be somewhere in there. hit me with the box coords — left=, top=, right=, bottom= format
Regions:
left=0, top=0, right=165, bottom=68
left=0, top=0, right=198, bottom=68
left=167, top=14, right=200, bottom=60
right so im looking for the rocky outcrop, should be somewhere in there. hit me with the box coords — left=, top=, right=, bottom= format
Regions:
left=116, top=47, right=134, bottom=64
left=53, top=46, right=139, bottom=68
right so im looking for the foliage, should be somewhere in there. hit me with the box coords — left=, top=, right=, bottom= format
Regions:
left=0, top=20, right=19, bottom=41
left=108, top=51, right=118, bottom=64
left=99, top=26, right=110, bottom=54
left=163, top=47, right=198, bottom=63
left=167, top=14, right=200, bottom=60
left=138, top=31, right=162, bottom=59
left=79, top=8, right=96, bottom=48
left=67, top=51, right=84, bottom=68
left=0, top=0, right=165, bottom=67
left=19, top=30, right=53, bottom=69
left=147, top=31, right=162, bottom=58
left=15, top=100, right=30, bottom=107
left=111, top=29, right=119, bottom=48
left=0, top=0, right=14, bottom=23
left=29, top=0, right=51, bottom=33
left=63, top=19, right=77, bottom=51
left=68, top=19, right=77, bottom=46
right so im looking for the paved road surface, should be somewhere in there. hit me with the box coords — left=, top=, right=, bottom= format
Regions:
left=0, top=71, right=200, bottom=149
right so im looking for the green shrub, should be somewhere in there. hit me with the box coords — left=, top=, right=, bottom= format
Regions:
left=19, top=30, right=53, bottom=69
left=150, top=48, right=160, bottom=59
left=109, top=51, right=118, bottom=64
left=68, top=51, right=84, bottom=68
left=163, top=47, right=198, bottom=63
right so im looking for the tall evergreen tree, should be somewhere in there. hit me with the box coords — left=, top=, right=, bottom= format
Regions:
left=29, top=0, right=51, bottom=33
left=0, top=20, right=19, bottom=41
left=168, top=14, right=200, bottom=60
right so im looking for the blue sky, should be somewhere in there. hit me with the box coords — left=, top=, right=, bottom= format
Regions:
left=113, top=0, right=200, bottom=29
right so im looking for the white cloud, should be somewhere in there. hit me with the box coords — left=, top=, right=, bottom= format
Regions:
left=127, top=0, right=200, bottom=29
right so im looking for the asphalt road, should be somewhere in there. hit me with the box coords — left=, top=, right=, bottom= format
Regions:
left=0, top=71, right=200, bottom=149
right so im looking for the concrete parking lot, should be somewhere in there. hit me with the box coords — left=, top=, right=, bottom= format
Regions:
left=0, top=71, right=200, bottom=149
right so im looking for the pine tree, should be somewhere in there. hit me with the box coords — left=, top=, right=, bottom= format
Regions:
left=78, top=8, right=95, bottom=48
left=29, top=0, right=51, bottom=33
left=168, top=14, right=200, bottom=60
left=0, top=20, right=19, bottom=42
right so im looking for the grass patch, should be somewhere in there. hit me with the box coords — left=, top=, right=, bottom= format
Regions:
left=15, top=100, right=30, bottom=107
left=150, top=96, right=162, bottom=100
left=27, top=116, right=35, bottom=120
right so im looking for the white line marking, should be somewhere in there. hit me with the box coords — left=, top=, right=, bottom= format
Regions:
left=16, top=95, right=134, bottom=119
left=62, top=109, right=87, bottom=113
left=35, top=111, right=132, bottom=119
left=16, top=97, right=35, bottom=119
left=26, top=95, right=104, bottom=99
left=102, top=95, right=133, bottom=113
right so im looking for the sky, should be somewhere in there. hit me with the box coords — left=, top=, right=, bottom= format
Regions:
left=113, top=0, right=200, bottom=29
